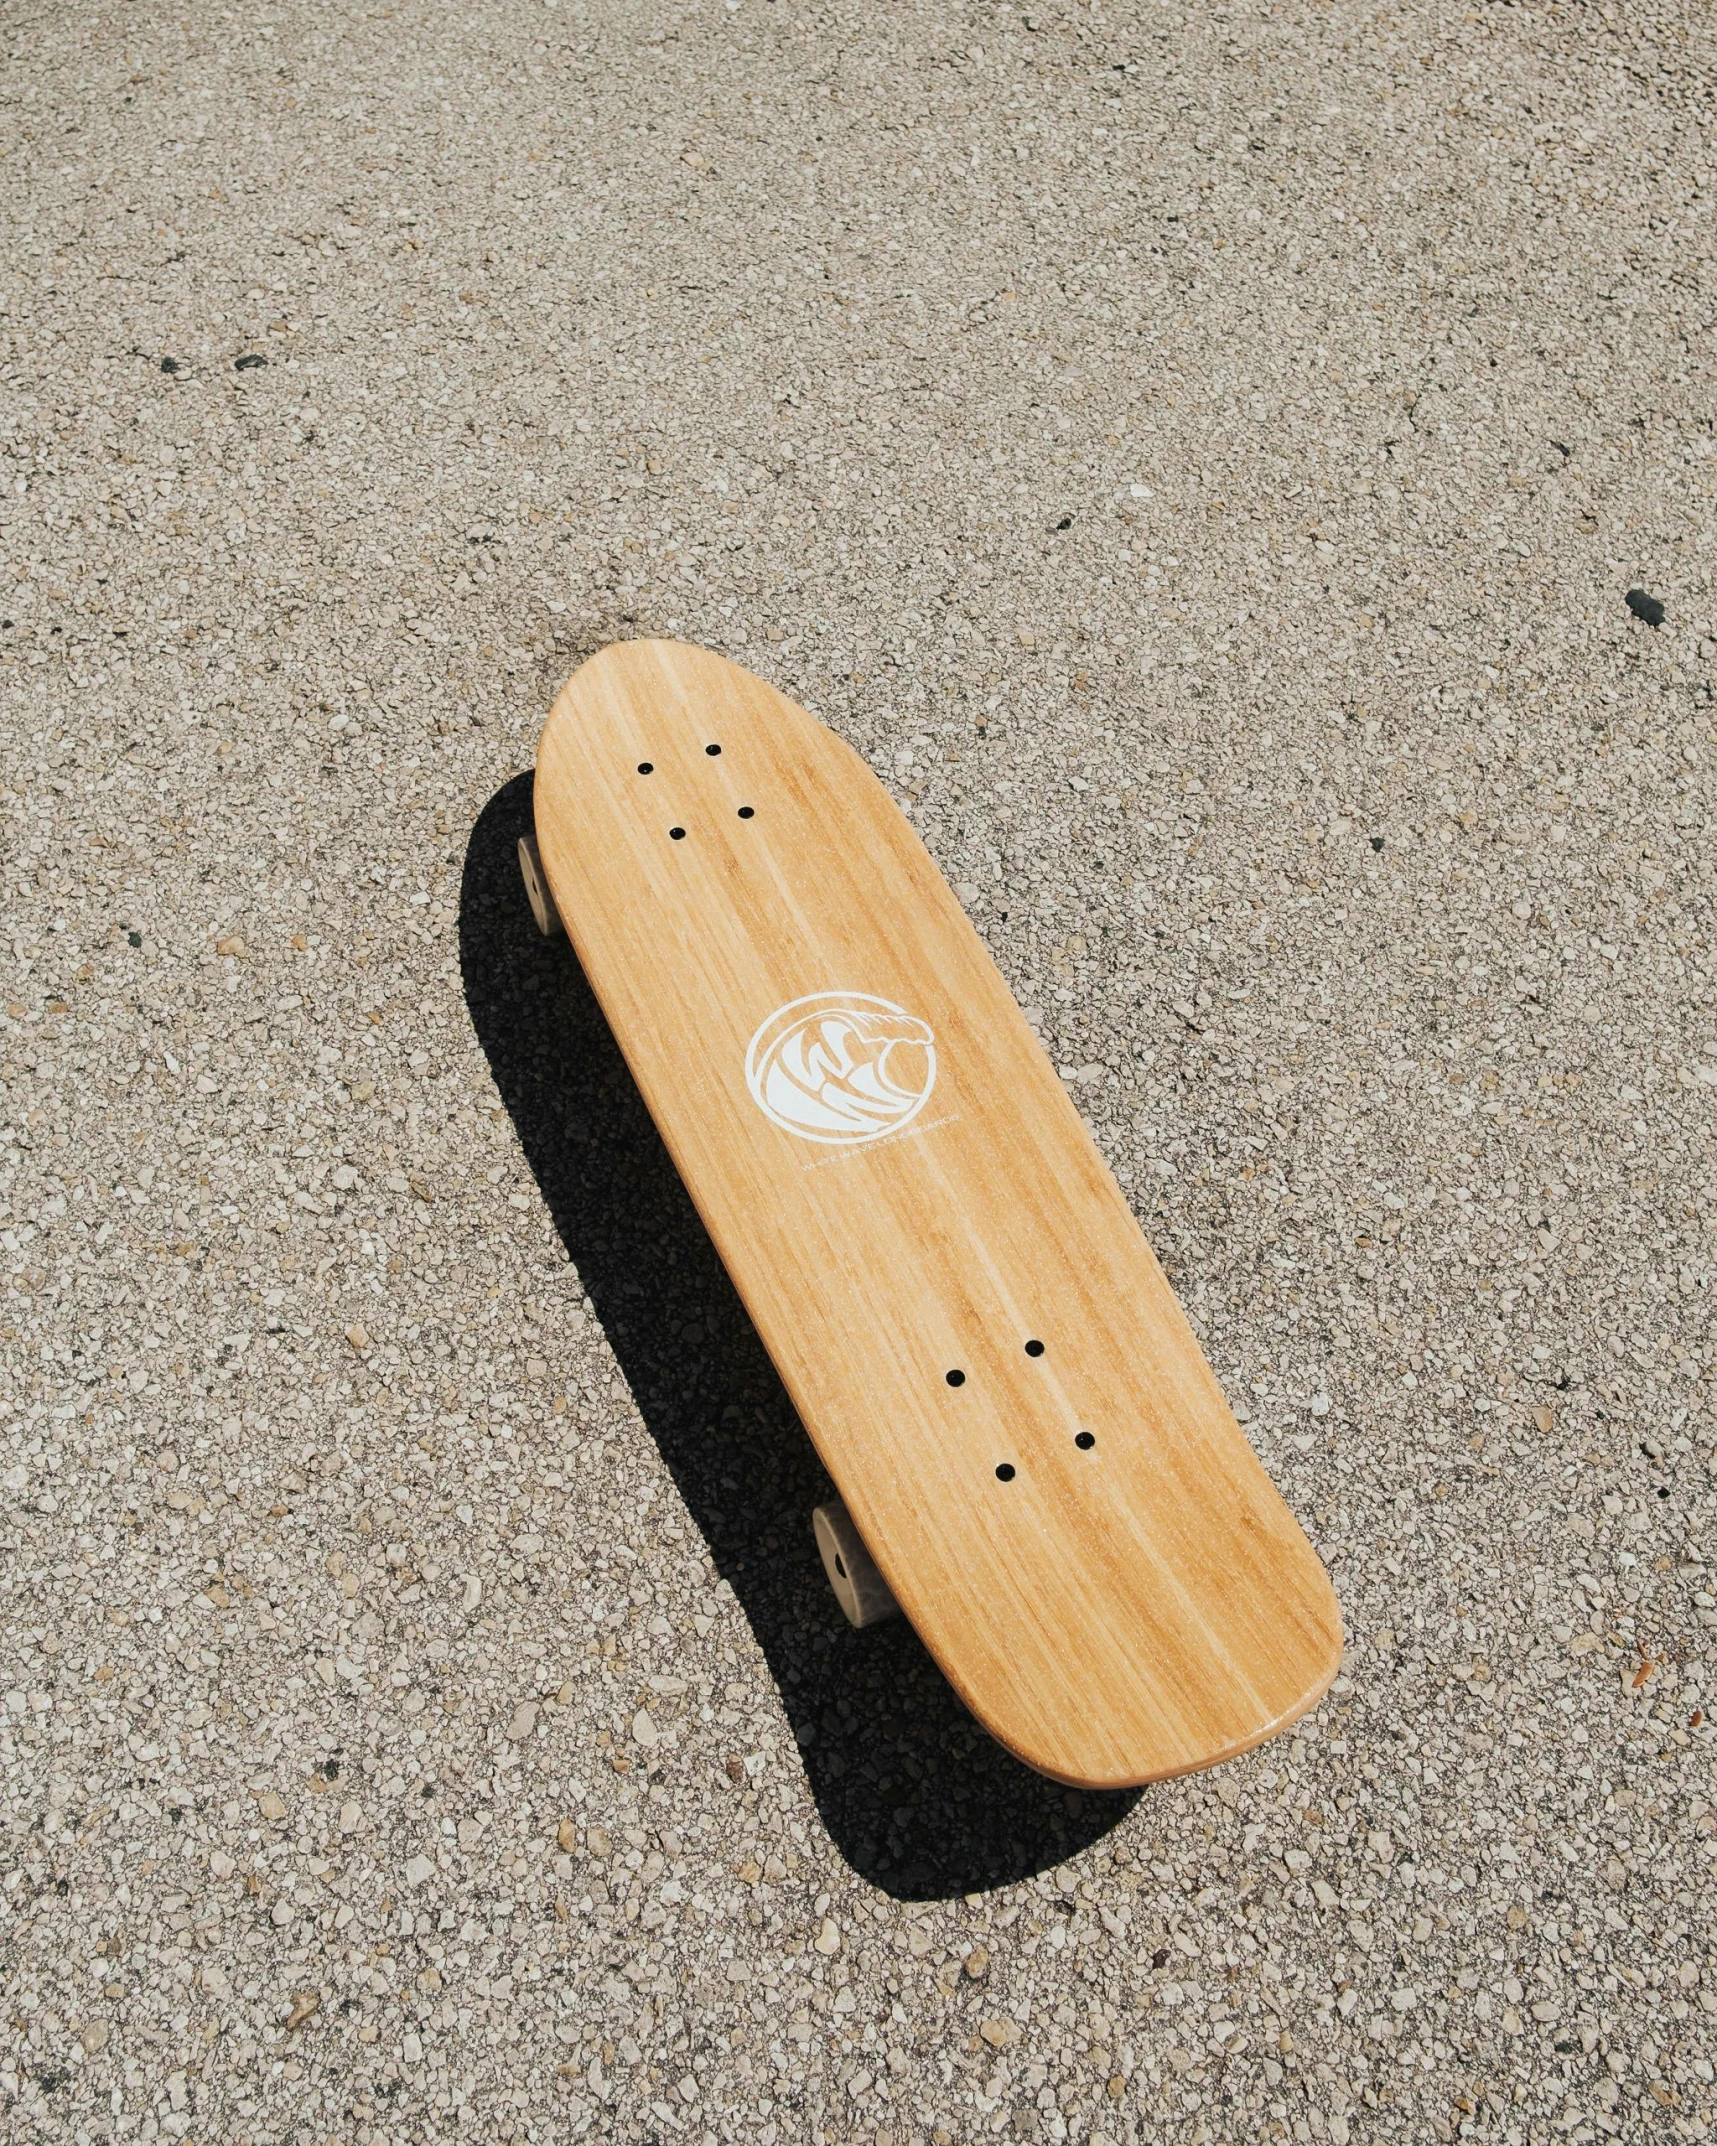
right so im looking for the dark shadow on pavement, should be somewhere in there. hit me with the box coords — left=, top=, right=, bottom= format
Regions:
left=459, top=773, right=1138, bottom=1899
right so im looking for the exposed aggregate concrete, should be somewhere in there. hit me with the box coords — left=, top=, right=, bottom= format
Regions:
left=1, top=3, right=1715, bottom=2145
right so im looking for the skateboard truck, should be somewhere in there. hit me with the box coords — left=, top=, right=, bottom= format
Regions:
left=812, top=1500, right=900, bottom=1630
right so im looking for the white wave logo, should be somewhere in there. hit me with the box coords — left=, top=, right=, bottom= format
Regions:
left=745, top=993, right=937, bottom=1147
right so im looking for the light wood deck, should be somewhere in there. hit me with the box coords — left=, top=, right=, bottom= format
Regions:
left=532, top=641, right=1341, bottom=1788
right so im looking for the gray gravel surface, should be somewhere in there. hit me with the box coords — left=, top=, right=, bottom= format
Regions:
left=3, top=2, right=1715, bottom=2142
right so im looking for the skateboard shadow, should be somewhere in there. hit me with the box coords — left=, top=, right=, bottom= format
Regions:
left=458, top=775, right=1138, bottom=1899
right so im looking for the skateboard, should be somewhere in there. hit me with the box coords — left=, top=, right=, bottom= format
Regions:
left=523, top=641, right=1341, bottom=1789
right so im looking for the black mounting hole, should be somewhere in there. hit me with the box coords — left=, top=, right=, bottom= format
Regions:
left=636, top=761, right=654, bottom=775
left=705, top=742, right=722, bottom=756
left=834, top=1554, right=847, bottom=1579
left=994, top=1463, right=1016, bottom=1483
left=945, top=1368, right=966, bottom=1388
left=669, top=826, right=686, bottom=840
left=1075, top=1431, right=1096, bottom=1451
left=737, top=805, right=755, bottom=819
left=1024, top=1338, right=1045, bottom=1358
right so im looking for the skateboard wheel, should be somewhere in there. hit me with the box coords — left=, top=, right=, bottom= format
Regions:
left=518, top=832, right=565, bottom=939
left=812, top=1499, right=900, bottom=1631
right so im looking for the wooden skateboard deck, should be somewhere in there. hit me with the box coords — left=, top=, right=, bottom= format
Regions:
left=530, top=641, right=1341, bottom=1789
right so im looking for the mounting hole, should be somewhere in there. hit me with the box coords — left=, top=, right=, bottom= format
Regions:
left=669, top=826, right=686, bottom=841
left=737, top=805, right=755, bottom=819
left=1074, top=1431, right=1096, bottom=1451
left=994, top=1463, right=1016, bottom=1483
left=637, top=761, right=654, bottom=775
left=1024, top=1338, right=1045, bottom=1358
left=834, top=1554, right=847, bottom=1579
left=705, top=742, right=722, bottom=756
left=945, top=1368, right=965, bottom=1388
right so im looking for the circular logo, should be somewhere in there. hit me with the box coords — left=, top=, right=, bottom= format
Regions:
left=745, top=992, right=937, bottom=1147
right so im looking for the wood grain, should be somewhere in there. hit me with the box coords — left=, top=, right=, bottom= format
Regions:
left=532, top=641, right=1342, bottom=1788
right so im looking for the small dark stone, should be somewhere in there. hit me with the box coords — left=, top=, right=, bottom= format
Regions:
left=1625, top=587, right=1665, bottom=627
left=159, top=357, right=179, bottom=374
left=235, top=353, right=267, bottom=372
left=1370, top=834, right=1385, bottom=852
left=127, top=930, right=142, bottom=948
left=1055, top=515, right=1072, bottom=530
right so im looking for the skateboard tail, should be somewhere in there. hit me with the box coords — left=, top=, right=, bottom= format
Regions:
left=955, top=1594, right=1345, bottom=1793
left=844, top=1458, right=1346, bottom=1792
